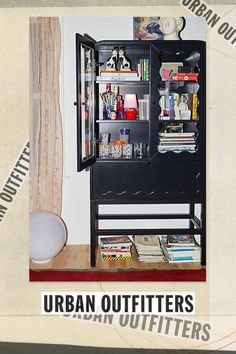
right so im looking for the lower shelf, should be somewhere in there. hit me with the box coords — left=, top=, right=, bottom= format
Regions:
left=30, top=245, right=203, bottom=271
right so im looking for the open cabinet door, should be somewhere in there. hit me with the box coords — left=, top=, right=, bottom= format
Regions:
left=76, top=33, right=97, bottom=172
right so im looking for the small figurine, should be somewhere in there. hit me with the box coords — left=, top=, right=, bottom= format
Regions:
left=110, top=110, right=117, bottom=120
left=159, top=17, right=184, bottom=40
left=174, top=98, right=180, bottom=120
left=117, top=95, right=124, bottom=119
left=119, top=48, right=131, bottom=71
left=105, top=47, right=119, bottom=71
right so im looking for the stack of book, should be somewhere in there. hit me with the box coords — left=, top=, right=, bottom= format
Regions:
left=99, top=236, right=132, bottom=261
left=137, top=59, right=149, bottom=81
left=160, top=235, right=201, bottom=263
left=171, top=72, right=199, bottom=81
left=132, top=235, right=164, bottom=262
left=158, top=132, right=196, bottom=153
left=138, top=94, right=150, bottom=120
left=97, top=70, right=140, bottom=82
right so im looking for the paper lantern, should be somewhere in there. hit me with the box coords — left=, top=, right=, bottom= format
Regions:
left=29, top=211, right=67, bottom=263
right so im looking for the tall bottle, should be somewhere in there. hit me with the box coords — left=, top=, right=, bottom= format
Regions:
left=101, top=83, right=115, bottom=120
left=113, top=86, right=119, bottom=112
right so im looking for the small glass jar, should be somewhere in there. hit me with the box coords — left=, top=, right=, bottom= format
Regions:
left=111, top=142, right=123, bottom=158
left=99, top=143, right=109, bottom=159
left=134, top=143, right=148, bottom=159
left=123, top=143, right=133, bottom=158
left=100, top=132, right=110, bottom=145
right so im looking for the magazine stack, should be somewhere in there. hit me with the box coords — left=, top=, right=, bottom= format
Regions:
left=158, top=123, right=196, bottom=153
left=99, top=236, right=132, bottom=261
left=160, top=235, right=201, bottom=263
left=132, top=235, right=164, bottom=262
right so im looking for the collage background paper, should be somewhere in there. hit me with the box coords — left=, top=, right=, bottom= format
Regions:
left=0, top=1, right=236, bottom=350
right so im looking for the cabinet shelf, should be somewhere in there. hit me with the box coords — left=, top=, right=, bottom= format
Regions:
left=96, top=119, right=149, bottom=123
left=96, top=158, right=149, bottom=163
left=161, top=79, right=199, bottom=84
left=159, top=120, right=199, bottom=123
left=96, top=80, right=149, bottom=85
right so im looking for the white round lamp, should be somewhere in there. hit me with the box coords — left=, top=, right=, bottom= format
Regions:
left=29, top=211, right=67, bottom=263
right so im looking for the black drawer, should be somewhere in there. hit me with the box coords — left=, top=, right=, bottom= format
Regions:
left=91, top=159, right=204, bottom=200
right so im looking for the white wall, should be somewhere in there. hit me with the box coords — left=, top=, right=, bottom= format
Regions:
left=60, top=16, right=205, bottom=244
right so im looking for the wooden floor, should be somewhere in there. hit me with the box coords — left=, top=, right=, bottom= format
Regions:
left=30, top=245, right=203, bottom=271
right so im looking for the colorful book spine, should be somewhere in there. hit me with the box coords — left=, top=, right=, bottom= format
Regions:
left=101, top=254, right=132, bottom=261
left=192, top=93, right=198, bottom=120
left=143, top=59, right=146, bottom=81
left=138, top=97, right=149, bottom=120
left=137, top=63, right=141, bottom=79
left=146, top=59, right=149, bottom=81
left=138, top=59, right=149, bottom=81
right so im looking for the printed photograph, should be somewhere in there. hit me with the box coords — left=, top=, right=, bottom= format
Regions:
left=29, top=16, right=206, bottom=281
left=133, top=16, right=186, bottom=40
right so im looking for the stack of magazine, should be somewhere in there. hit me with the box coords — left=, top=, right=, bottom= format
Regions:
left=158, top=123, right=196, bottom=153
left=97, top=70, right=140, bottom=82
left=160, top=235, right=201, bottom=263
left=158, top=131, right=196, bottom=153
left=132, top=235, right=164, bottom=262
left=99, top=236, right=132, bottom=261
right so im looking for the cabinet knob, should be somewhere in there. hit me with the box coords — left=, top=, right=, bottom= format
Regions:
left=74, top=102, right=78, bottom=106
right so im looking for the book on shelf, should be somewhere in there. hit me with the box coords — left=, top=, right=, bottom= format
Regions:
left=101, top=247, right=131, bottom=252
left=101, top=251, right=132, bottom=257
left=99, top=235, right=132, bottom=247
left=167, top=234, right=197, bottom=247
left=100, top=70, right=139, bottom=76
left=164, top=256, right=201, bottom=263
left=158, top=146, right=196, bottom=152
left=99, top=235, right=132, bottom=261
left=97, top=75, right=141, bottom=82
left=159, top=145, right=196, bottom=150
left=137, top=58, right=149, bottom=81
left=158, top=124, right=197, bottom=152
left=159, top=235, right=201, bottom=263
left=159, top=143, right=196, bottom=148
left=134, top=235, right=161, bottom=248
left=171, top=73, right=199, bottom=81
left=132, top=235, right=164, bottom=263
left=192, top=93, right=198, bottom=120
left=101, top=254, right=132, bottom=261
left=159, top=137, right=196, bottom=143
left=138, top=95, right=150, bottom=120
left=159, top=132, right=195, bottom=138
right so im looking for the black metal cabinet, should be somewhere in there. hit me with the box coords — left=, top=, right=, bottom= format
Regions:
left=75, top=34, right=206, bottom=268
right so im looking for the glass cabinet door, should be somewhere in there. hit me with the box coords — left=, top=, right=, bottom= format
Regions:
left=76, top=34, right=96, bottom=172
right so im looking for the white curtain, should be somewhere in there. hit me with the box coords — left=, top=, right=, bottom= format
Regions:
left=29, top=17, right=63, bottom=216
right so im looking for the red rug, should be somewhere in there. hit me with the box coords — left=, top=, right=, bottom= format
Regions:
left=30, top=269, right=206, bottom=282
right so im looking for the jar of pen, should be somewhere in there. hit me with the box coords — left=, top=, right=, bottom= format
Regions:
left=100, top=84, right=125, bottom=120
left=99, top=129, right=148, bottom=159
left=99, top=130, right=132, bottom=159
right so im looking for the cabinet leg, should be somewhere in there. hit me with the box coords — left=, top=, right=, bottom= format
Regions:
left=90, top=200, right=98, bottom=267
left=189, top=203, right=195, bottom=232
left=201, top=202, right=206, bottom=266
